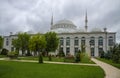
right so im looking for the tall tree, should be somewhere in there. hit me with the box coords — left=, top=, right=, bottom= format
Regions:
left=44, top=32, right=59, bottom=60
left=29, top=33, right=46, bottom=63
left=12, top=38, right=20, bottom=53
left=17, top=32, right=30, bottom=55
left=0, top=36, right=3, bottom=51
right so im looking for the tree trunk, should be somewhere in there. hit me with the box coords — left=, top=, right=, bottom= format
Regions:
left=38, top=52, right=43, bottom=63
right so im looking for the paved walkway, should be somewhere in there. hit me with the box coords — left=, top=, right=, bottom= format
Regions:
left=91, top=58, right=120, bottom=78
left=0, top=58, right=98, bottom=66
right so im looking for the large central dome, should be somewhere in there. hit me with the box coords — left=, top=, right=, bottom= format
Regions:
left=50, top=19, right=85, bottom=33
left=51, top=19, right=76, bottom=30
left=56, top=19, right=74, bottom=25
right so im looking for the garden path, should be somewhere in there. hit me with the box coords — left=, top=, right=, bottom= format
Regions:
left=91, top=58, right=120, bottom=78
left=0, top=57, right=98, bottom=66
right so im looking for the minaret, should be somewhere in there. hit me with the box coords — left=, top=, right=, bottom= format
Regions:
left=85, top=10, right=88, bottom=32
left=50, top=12, right=53, bottom=30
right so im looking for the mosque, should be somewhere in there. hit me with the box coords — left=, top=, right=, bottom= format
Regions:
left=3, top=12, right=116, bottom=57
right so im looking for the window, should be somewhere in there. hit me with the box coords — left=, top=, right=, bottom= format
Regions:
left=11, top=47, right=14, bottom=51
left=74, top=37, right=79, bottom=46
left=6, top=38, right=9, bottom=46
left=81, top=37, right=86, bottom=52
left=66, top=47, right=70, bottom=54
left=59, top=47, right=63, bottom=52
left=108, top=36, right=114, bottom=46
left=90, top=37, right=95, bottom=46
left=98, top=48, right=103, bottom=56
left=66, top=37, right=70, bottom=46
left=98, top=37, right=103, bottom=46
left=60, top=37, right=64, bottom=45
left=81, top=37, right=85, bottom=46
left=74, top=47, right=78, bottom=54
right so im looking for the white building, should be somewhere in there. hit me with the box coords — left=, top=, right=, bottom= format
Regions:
left=3, top=13, right=116, bottom=57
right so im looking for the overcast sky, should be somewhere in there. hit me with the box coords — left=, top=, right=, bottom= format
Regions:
left=0, top=0, right=120, bottom=42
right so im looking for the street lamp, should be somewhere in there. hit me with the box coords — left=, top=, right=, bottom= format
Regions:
left=89, top=40, right=92, bottom=58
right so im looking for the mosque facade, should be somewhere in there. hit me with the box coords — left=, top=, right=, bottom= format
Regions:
left=3, top=12, right=116, bottom=57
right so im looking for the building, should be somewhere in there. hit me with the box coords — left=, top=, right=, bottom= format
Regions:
left=3, top=12, right=116, bottom=57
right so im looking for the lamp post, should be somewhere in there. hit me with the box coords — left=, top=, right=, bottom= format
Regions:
left=89, top=40, right=92, bottom=59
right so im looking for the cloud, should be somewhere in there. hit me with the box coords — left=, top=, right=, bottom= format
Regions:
left=0, top=0, right=120, bottom=42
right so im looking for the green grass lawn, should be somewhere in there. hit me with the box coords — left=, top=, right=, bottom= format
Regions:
left=19, top=56, right=64, bottom=62
left=0, top=60, right=104, bottom=78
left=0, top=55, right=6, bottom=58
left=97, top=58, right=120, bottom=69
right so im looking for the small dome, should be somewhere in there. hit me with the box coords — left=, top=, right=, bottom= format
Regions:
left=76, top=28, right=85, bottom=32
left=91, top=28, right=102, bottom=32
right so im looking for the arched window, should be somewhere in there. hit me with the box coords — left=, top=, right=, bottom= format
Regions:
left=108, top=36, right=114, bottom=46
left=60, top=37, right=64, bottom=45
left=81, top=37, right=86, bottom=52
left=98, top=36, right=103, bottom=46
left=66, top=37, right=70, bottom=46
left=66, top=47, right=70, bottom=54
left=81, top=37, right=85, bottom=45
left=74, top=37, right=79, bottom=46
left=90, top=37, right=95, bottom=46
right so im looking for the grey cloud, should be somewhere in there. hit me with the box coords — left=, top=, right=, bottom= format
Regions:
left=0, top=0, right=120, bottom=42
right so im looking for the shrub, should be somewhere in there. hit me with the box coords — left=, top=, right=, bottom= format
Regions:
left=64, top=53, right=75, bottom=63
left=48, top=54, right=52, bottom=61
left=58, top=51, right=65, bottom=57
left=75, top=52, right=81, bottom=63
left=0, top=48, right=8, bottom=55
left=7, top=51, right=18, bottom=59
left=100, top=51, right=105, bottom=58
left=104, top=51, right=112, bottom=60
left=112, top=50, right=120, bottom=63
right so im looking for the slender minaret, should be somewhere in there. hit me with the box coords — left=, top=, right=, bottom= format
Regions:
left=50, top=12, right=53, bottom=30
left=85, top=10, right=88, bottom=32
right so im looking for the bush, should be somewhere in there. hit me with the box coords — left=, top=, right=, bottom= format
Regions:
left=58, top=51, right=65, bottom=57
left=7, top=51, right=18, bottom=59
left=0, top=48, right=8, bottom=55
left=64, top=53, right=75, bottom=63
left=48, top=54, right=52, bottom=61
left=112, top=50, right=120, bottom=63
left=104, top=51, right=112, bottom=60
left=75, top=52, right=81, bottom=63
left=100, top=51, right=105, bottom=58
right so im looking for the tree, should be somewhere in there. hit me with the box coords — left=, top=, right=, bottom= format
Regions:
left=12, top=38, right=20, bottom=53
left=17, top=33, right=30, bottom=56
left=44, top=32, right=59, bottom=61
left=29, top=33, right=46, bottom=63
left=81, top=42, right=85, bottom=53
left=111, top=44, right=120, bottom=63
left=0, top=36, right=3, bottom=51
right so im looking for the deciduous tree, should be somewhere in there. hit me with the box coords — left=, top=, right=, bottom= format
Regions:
left=29, top=33, right=46, bottom=63
left=44, top=32, right=59, bottom=61
left=0, top=36, right=3, bottom=51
